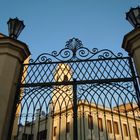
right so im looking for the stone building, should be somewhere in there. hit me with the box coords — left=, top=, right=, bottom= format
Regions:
left=15, top=101, right=140, bottom=140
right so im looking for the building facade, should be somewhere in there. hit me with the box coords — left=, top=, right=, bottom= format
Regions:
left=15, top=101, right=140, bottom=140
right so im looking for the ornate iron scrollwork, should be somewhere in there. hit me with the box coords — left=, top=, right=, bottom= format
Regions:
left=28, top=38, right=123, bottom=63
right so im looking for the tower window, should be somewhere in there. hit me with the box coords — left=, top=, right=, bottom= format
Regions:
left=63, top=75, right=68, bottom=82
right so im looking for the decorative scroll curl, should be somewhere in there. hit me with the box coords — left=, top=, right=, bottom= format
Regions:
left=29, top=53, right=53, bottom=63
left=27, top=38, right=123, bottom=63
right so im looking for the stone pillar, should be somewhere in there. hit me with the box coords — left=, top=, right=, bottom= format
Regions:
left=0, top=34, right=30, bottom=140
left=122, top=28, right=140, bottom=107
left=122, top=28, right=140, bottom=82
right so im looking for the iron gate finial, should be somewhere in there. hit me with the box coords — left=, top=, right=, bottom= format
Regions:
left=65, top=38, right=83, bottom=57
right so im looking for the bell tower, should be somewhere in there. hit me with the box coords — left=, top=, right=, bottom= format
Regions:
left=53, top=63, right=73, bottom=112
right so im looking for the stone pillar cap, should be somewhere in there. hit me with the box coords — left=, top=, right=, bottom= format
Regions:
left=0, top=33, right=7, bottom=38
left=122, top=28, right=140, bottom=55
left=0, top=35, right=30, bottom=62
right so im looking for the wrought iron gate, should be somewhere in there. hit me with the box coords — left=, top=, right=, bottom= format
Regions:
left=12, top=38, right=140, bottom=140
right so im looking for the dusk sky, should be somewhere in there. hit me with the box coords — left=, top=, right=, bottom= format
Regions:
left=0, top=0, right=139, bottom=58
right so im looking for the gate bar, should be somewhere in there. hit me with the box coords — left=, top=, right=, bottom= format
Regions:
left=73, top=79, right=78, bottom=140
left=20, top=78, right=135, bottom=88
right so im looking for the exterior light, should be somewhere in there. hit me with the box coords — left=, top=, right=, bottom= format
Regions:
left=7, top=17, right=25, bottom=39
left=126, top=6, right=140, bottom=28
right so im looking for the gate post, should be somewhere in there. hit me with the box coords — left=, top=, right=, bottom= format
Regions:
left=122, top=28, right=140, bottom=83
left=0, top=34, right=30, bottom=140
left=122, top=29, right=140, bottom=107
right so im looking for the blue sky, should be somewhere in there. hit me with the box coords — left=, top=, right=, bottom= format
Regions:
left=0, top=0, right=139, bottom=58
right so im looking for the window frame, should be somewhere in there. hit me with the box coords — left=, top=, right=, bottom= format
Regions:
left=123, top=123, right=128, bottom=137
left=113, top=121, right=119, bottom=135
left=37, top=130, right=47, bottom=140
left=22, top=133, right=33, bottom=140
left=107, top=120, right=112, bottom=133
left=66, top=122, right=70, bottom=133
left=98, top=117, right=103, bottom=132
left=88, top=114, right=93, bottom=129
left=133, top=126, right=138, bottom=138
